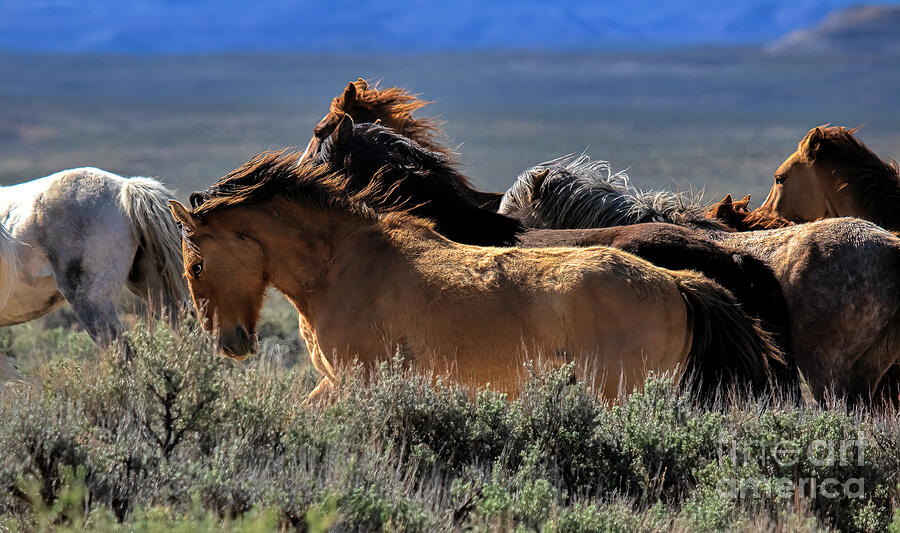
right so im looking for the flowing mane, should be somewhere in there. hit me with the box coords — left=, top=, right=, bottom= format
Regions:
left=307, top=80, right=503, bottom=210
left=499, top=155, right=725, bottom=231
left=811, top=126, right=900, bottom=230
left=193, top=122, right=522, bottom=245
left=193, top=150, right=381, bottom=223
left=311, top=120, right=523, bottom=244
left=329, top=78, right=452, bottom=159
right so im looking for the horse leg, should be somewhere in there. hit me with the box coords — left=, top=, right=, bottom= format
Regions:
left=303, top=377, right=333, bottom=405
left=843, top=337, right=900, bottom=406
left=50, top=252, right=133, bottom=358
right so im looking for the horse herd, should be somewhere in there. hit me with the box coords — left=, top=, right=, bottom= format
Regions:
left=2, top=78, right=899, bottom=405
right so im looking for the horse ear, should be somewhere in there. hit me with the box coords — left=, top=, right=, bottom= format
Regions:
left=341, top=82, right=358, bottom=108
left=721, top=194, right=733, bottom=205
left=735, top=194, right=751, bottom=209
left=802, top=127, right=825, bottom=158
left=332, top=114, right=354, bottom=147
left=168, top=200, right=197, bottom=232
left=531, top=169, right=550, bottom=197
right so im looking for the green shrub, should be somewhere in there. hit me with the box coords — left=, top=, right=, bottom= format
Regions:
left=0, top=318, right=898, bottom=531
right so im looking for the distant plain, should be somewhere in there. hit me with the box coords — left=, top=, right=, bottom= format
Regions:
left=1, top=48, right=897, bottom=206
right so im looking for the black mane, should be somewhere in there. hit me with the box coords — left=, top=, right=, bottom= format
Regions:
left=313, top=122, right=523, bottom=245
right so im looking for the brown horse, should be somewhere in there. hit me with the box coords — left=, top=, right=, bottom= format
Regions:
left=757, top=126, right=900, bottom=230
left=170, top=153, right=783, bottom=401
left=301, top=78, right=504, bottom=209
left=705, top=194, right=794, bottom=231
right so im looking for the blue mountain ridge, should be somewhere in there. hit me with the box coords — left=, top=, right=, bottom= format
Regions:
left=0, top=0, right=897, bottom=53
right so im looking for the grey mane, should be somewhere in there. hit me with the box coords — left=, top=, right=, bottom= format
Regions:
left=499, top=154, right=722, bottom=230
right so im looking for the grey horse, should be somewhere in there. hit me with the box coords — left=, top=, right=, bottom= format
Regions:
left=0, top=167, right=188, bottom=348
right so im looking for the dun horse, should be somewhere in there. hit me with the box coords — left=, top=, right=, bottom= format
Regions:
left=172, top=153, right=785, bottom=401
left=283, top=117, right=800, bottom=393
left=0, top=168, right=188, bottom=348
left=757, top=126, right=900, bottom=231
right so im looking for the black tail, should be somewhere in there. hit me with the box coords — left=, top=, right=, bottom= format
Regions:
left=604, top=227, right=800, bottom=399
left=675, top=271, right=795, bottom=401
left=725, top=251, right=800, bottom=396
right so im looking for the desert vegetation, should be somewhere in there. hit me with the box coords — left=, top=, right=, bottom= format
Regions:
left=0, top=301, right=898, bottom=532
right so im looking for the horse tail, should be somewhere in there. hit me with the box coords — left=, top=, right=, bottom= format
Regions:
left=674, top=270, right=789, bottom=401
left=0, top=225, right=16, bottom=312
left=119, top=177, right=189, bottom=311
left=724, top=252, right=801, bottom=397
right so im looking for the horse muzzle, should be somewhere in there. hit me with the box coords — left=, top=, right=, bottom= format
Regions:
left=219, top=325, right=258, bottom=361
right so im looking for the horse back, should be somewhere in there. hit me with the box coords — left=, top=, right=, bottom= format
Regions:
left=518, top=223, right=797, bottom=386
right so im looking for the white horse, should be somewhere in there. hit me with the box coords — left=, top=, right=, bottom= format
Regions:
left=0, top=167, right=188, bottom=348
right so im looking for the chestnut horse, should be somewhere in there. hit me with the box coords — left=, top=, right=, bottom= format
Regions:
left=704, top=194, right=794, bottom=231
left=171, top=153, right=783, bottom=401
left=756, top=126, right=900, bottom=231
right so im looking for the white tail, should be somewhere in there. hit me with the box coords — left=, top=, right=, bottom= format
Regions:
left=119, top=177, right=189, bottom=310
left=0, top=225, right=16, bottom=313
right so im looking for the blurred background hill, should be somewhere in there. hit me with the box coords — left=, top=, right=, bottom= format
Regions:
left=0, top=1, right=897, bottom=204
left=2, top=0, right=897, bottom=53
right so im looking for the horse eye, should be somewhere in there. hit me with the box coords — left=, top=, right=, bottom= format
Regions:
left=190, top=262, right=204, bottom=278
left=774, top=174, right=787, bottom=185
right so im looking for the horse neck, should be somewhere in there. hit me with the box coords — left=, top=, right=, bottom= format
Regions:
left=813, top=163, right=864, bottom=219
left=254, top=203, right=422, bottom=324
left=817, top=159, right=900, bottom=229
